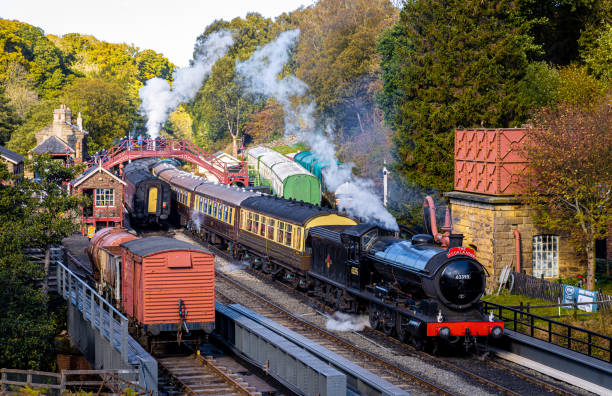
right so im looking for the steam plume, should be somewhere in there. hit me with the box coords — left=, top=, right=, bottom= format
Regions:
left=236, top=30, right=398, bottom=230
left=139, top=30, right=234, bottom=138
left=326, top=312, right=370, bottom=332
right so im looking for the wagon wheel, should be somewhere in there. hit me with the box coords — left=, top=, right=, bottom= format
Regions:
left=325, top=285, right=336, bottom=307
left=335, top=289, right=346, bottom=311
left=396, top=315, right=408, bottom=342
left=369, top=303, right=381, bottom=330
left=410, top=335, right=424, bottom=351
left=288, top=272, right=299, bottom=289
left=381, top=308, right=396, bottom=336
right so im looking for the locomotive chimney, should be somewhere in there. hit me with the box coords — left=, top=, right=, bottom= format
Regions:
left=449, top=233, right=464, bottom=248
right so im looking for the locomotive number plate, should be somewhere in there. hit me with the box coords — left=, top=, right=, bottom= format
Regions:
left=447, top=247, right=476, bottom=259
left=351, top=267, right=359, bottom=275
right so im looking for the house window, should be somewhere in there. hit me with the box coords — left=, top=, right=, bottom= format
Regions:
left=532, top=235, right=559, bottom=278
left=95, top=189, right=114, bottom=206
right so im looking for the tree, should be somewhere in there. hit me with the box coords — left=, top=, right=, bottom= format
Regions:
left=378, top=0, right=538, bottom=192
left=188, top=13, right=284, bottom=151
left=2, top=61, right=39, bottom=118
left=523, top=95, right=612, bottom=290
left=62, top=78, right=137, bottom=154
left=0, top=87, right=21, bottom=145
left=0, top=156, right=85, bottom=369
left=6, top=100, right=58, bottom=154
left=517, top=0, right=611, bottom=66
left=583, top=24, right=612, bottom=84
left=163, top=106, right=195, bottom=141
left=243, top=98, right=285, bottom=143
left=294, top=0, right=398, bottom=137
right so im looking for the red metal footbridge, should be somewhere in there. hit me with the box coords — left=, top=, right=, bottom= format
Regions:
left=86, top=139, right=248, bottom=186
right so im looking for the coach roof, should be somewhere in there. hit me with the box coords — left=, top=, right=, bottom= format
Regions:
left=241, top=195, right=336, bottom=225
left=121, top=236, right=208, bottom=257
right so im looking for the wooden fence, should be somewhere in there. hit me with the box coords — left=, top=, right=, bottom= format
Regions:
left=0, top=368, right=150, bottom=395
left=511, top=271, right=612, bottom=311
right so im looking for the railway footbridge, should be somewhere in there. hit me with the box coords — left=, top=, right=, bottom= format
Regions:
left=87, top=138, right=249, bottom=186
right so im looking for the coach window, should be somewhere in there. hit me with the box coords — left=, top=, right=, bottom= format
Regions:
left=254, top=214, right=260, bottom=233
left=285, top=224, right=293, bottom=247
left=277, top=221, right=284, bottom=243
left=267, top=219, right=274, bottom=240
left=219, top=204, right=224, bottom=220
left=246, top=211, right=252, bottom=231
left=223, top=206, right=228, bottom=222
left=295, top=227, right=301, bottom=250
left=258, top=216, right=265, bottom=237
left=207, top=200, right=212, bottom=215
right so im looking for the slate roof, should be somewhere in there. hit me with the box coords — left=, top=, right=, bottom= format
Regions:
left=70, top=165, right=125, bottom=187
left=120, top=236, right=209, bottom=257
left=0, top=145, right=24, bottom=164
left=32, top=136, right=74, bottom=154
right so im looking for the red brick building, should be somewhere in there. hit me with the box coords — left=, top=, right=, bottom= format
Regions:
left=70, top=165, right=125, bottom=236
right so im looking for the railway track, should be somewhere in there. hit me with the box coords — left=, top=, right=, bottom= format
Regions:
left=157, top=353, right=261, bottom=396
left=215, top=271, right=454, bottom=396
left=176, top=229, right=591, bottom=396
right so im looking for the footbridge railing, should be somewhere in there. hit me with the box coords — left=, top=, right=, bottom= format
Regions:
left=87, top=138, right=249, bottom=186
left=56, top=261, right=129, bottom=363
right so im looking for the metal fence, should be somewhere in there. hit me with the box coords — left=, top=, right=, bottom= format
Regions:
left=483, top=301, right=612, bottom=362
left=56, top=260, right=130, bottom=363
left=511, top=271, right=612, bottom=311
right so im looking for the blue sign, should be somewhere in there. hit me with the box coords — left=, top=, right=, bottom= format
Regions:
left=562, top=285, right=599, bottom=313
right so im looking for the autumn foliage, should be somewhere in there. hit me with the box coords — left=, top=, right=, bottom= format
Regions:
left=524, top=96, right=612, bottom=289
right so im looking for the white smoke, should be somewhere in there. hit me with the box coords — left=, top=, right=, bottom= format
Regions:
left=235, top=30, right=398, bottom=230
left=325, top=311, right=370, bottom=332
left=139, top=30, right=234, bottom=138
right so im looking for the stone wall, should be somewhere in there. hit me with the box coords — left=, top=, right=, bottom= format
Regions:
left=446, top=191, right=583, bottom=291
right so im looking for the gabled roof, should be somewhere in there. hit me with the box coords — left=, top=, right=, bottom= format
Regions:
left=0, top=146, right=24, bottom=164
left=70, top=165, right=126, bottom=187
left=32, top=136, right=75, bottom=154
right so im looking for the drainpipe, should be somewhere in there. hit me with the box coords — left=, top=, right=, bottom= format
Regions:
left=424, top=196, right=450, bottom=248
left=513, top=229, right=521, bottom=273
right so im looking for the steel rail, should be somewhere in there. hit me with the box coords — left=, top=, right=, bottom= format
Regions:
left=215, top=270, right=455, bottom=396
left=179, top=229, right=575, bottom=395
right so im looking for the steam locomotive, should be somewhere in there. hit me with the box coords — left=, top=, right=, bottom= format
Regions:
left=137, top=160, right=502, bottom=351
left=309, top=224, right=503, bottom=351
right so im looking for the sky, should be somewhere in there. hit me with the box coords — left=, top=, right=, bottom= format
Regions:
left=1, top=0, right=315, bottom=67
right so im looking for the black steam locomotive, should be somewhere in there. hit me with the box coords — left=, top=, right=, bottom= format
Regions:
left=123, top=159, right=171, bottom=227
left=309, top=224, right=503, bottom=350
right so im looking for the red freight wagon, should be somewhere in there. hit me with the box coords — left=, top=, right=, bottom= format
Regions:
left=87, top=227, right=138, bottom=297
left=120, top=236, right=215, bottom=335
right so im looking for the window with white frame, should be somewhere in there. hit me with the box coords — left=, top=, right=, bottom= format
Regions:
left=95, top=188, right=114, bottom=206
left=532, top=235, right=559, bottom=278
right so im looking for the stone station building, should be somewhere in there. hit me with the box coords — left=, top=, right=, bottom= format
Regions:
left=446, top=128, right=585, bottom=290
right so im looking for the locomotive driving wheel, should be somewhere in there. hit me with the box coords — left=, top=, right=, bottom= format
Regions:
left=369, top=303, right=381, bottom=330
left=381, top=308, right=396, bottom=336
left=396, top=315, right=408, bottom=342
